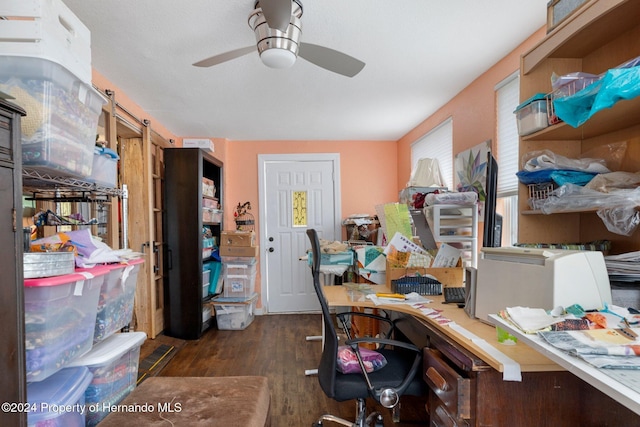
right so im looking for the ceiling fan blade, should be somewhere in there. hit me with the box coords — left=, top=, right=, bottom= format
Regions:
left=259, top=0, right=292, bottom=33
left=193, top=46, right=255, bottom=67
left=298, top=42, right=365, bottom=77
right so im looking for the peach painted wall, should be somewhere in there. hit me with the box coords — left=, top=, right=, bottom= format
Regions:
left=222, top=139, right=398, bottom=242
left=396, top=27, right=547, bottom=192
left=92, top=69, right=178, bottom=143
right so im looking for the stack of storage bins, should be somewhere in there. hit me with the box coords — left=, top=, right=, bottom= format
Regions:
left=73, top=259, right=146, bottom=425
left=24, top=266, right=109, bottom=426
left=3, top=1, right=147, bottom=424
left=0, top=0, right=106, bottom=180
left=25, top=258, right=146, bottom=426
left=212, top=231, right=259, bottom=330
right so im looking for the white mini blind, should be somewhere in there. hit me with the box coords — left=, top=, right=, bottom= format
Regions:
left=410, top=118, right=453, bottom=190
left=496, top=73, right=520, bottom=196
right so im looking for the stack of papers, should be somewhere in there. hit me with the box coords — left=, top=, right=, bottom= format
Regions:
left=502, top=306, right=564, bottom=333
left=605, top=251, right=640, bottom=282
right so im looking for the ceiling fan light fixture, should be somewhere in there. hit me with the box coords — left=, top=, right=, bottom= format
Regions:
left=260, top=48, right=297, bottom=68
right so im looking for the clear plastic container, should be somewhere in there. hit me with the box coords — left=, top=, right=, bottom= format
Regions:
left=223, top=271, right=257, bottom=299
left=213, top=293, right=258, bottom=330
left=87, top=146, right=119, bottom=188
left=24, top=267, right=108, bottom=382
left=27, top=366, right=93, bottom=427
left=0, top=56, right=106, bottom=178
left=514, top=93, right=549, bottom=136
left=92, top=259, right=144, bottom=343
left=66, top=332, right=146, bottom=427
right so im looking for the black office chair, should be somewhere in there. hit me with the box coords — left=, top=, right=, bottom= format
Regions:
left=306, top=229, right=425, bottom=427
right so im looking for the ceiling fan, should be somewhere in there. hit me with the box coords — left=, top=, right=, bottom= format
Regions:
left=192, top=0, right=365, bottom=77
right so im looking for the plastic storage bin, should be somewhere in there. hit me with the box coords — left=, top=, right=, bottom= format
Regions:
left=213, top=293, right=258, bottom=330
left=24, top=267, right=108, bottom=382
left=0, top=56, right=106, bottom=178
left=202, top=268, right=211, bottom=298
left=223, top=261, right=258, bottom=278
left=514, top=93, right=549, bottom=136
left=27, top=366, right=93, bottom=427
left=223, top=269, right=257, bottom=300
left=93, top=259, right=144, bottom=343
left=0, top=0, right=93, bottom=84
left=87, top=146, right=119, bottom=188
left=67, top=332, right=147, bottom=427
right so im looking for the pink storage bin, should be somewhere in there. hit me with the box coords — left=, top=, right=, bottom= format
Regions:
left=24, top=266, right=109, bottom=382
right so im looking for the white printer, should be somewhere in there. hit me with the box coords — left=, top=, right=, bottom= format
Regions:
left=473, top=247, right=612, bottom=323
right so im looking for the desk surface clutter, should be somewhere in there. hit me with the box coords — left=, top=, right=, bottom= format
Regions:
left=324, top=284, right=562, bottom=374
left=324, top=283, right=640, bottom=417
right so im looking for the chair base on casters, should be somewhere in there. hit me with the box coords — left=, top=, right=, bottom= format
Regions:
left=312, top=398, right=384, bottom=427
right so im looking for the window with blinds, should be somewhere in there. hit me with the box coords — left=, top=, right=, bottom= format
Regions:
left=496, top=73, right=520, bottom=197
left=410, top=118, right=453, bottom=190
left=495, top=72, right=520, bottom=245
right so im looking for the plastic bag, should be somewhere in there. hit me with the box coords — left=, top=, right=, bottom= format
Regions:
left=581, top=141, right=627, bottom=171
left=425, top=191, right=478, bottom=206
left=336, top=345, right=387, bottom=374
left=522, top=149, right=610, bottom=173
left=539, top=184, right=640, bottom=236
left=597, top=206, right=640, bottom=236
left=554, top=65, right=640, bottom=128
left=585, top=171, right=640, bottom=193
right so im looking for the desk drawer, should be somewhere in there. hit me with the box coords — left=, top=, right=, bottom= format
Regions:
left=424, top=348, right=471, bottom=420
left=429, top=396, right=470, bottom=427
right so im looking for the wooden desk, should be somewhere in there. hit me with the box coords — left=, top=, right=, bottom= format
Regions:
left=323, top=284, right=560, bottom=373
left=323, top=284, right=640, bottom=425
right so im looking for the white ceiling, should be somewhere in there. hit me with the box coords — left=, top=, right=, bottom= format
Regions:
left=62, top=0, right=548, bottom=141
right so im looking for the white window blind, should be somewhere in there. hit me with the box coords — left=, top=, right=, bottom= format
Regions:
left=496, top=73, right=520, bottom=196
left=410, top=118, right=453, bottom=190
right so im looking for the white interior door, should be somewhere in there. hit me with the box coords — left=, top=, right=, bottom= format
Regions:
left=258, top=154, right=341, bottom=313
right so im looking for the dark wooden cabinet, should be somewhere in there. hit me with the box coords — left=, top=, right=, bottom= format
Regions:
left=0, top=98, right=27, bottom=426
left=164, top=148, right=222, bottom=339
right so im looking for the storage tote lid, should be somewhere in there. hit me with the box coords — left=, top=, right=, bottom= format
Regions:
left=94, top=146, right=119, bottom=159
left=24, top=265, right=111, bottom=287
left=514, top=92, right=547, bottom=112
left=27, top=366, right=93, bottom=423
left=102, top=258, right=145, bottom=272
left=67, top=332, right=147, bottom=368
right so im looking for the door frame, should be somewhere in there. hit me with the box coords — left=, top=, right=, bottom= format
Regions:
left=257, top=153, right=342, bottom=314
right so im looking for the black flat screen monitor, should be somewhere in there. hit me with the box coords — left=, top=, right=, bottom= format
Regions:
left=483, top=152, right=502, bottom=247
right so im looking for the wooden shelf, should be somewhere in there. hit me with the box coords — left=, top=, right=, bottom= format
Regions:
left=523, top=0, right=640, bottom=74
left=523, top=96, right=640, bottom=141
left=517, top=0, right=640, bottom=253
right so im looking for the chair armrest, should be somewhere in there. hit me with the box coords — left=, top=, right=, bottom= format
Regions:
left=337, top=311, right=395, bottom=327
left=337, top=311, right=398, bottom=344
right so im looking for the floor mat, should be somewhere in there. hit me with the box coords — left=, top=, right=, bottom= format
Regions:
left=137, top=344, right=177, bottom=384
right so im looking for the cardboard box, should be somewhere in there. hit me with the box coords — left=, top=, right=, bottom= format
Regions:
left=219, top=245, right=260, bottom=258
left=221, top=230, right=256, bottom=247
left=202, top=177, right=216, bottom=198
left=385, top=260, right=464, bottom=288
left=183, top=138, right=214, bottom=152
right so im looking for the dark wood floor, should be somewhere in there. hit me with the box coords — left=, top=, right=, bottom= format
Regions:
left=146, top=313, right=428, bottom=426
